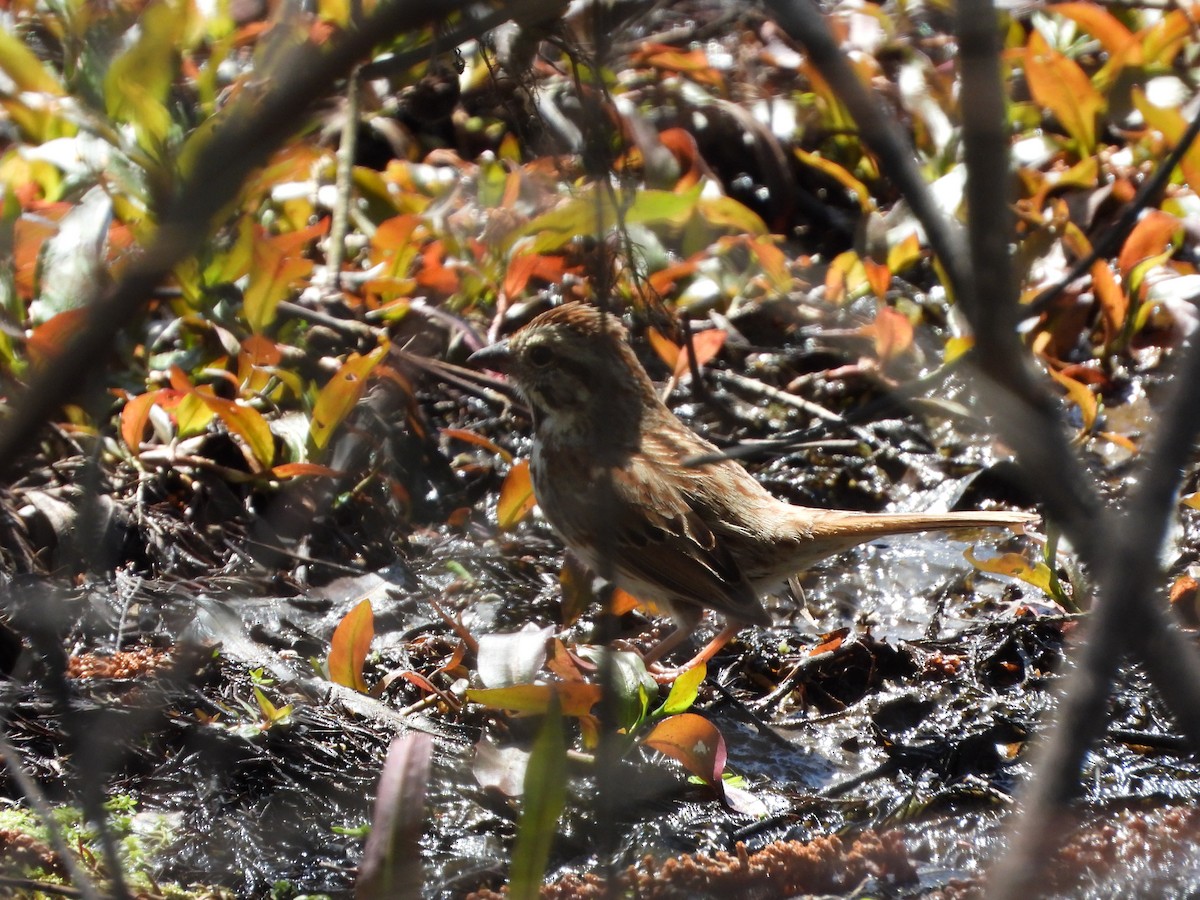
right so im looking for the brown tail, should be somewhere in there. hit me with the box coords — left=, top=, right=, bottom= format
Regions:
left=806, top=509, right=1038, bottom=542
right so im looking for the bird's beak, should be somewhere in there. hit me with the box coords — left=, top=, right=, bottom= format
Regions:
left=468, top=340, right=513, bottom=373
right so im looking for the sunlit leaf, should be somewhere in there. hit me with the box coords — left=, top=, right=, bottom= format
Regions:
left=103, top=0, right=191, bottom=151
left=681, top=329, right=727, bottom=378
left=1023, top=31, right=1102, bottom=153
left=121, top=390, right=165, bottom=451
left=864, top=307, right=913, bottom=361
left=195, top=394, right=276, bottom=467
left=327, top=599, right=374, bottom=693
left=1117, top=208, right=1181, bottom=278
left=309, top=342, right=389, bottom=450
left=0, top=29, right=64, bottom=95
left=498, top=460, right=538, bottom=530
left=253, top=686, right=293, bottom=726
left=1052, top=3, right=1136, bottom=60
left=520, top=185, right=702, bottom=254
left=1132, top=91, right=1200, bottom=194
left=658, top=662, right=706, bottom=716
left=647, top=328, right=681, bottom=373
left=509, top=699, right=566, bottom=900
left=1047, top=366, right=1099, bottom=433
left=643, top=713, right=727, bottom=786
left=271, top=462, right=340, bottom=478
left=795, top=149, right=873, bottom=212
left=1090, top=260, right=1128, bottom=343
left=247, top=218, right=328, bottom=325
left=476, top=625, right=554, bottom=689
left=27, top=308, right=89, bottom=370
left=504, top=253, right=566, bottom=299
left=964, top=549, right=1055, bottom=596
left=467, top=682, right=602, bottom=717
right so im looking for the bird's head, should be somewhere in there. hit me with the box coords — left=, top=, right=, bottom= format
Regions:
left=469, top=303, right=657, bottom=444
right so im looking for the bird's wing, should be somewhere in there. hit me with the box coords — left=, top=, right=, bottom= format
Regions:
left=603, top=450, right=772, bottom=627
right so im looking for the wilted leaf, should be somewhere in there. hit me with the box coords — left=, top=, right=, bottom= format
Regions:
left=498, top=460, right=538, bottom=530
left=328, top=599, right=374, bottom=693
left=643, top=713, right=727, bottom=785
left=357, top=734, right=432, bottom=900
left=476, top=625, right=554, bottom=688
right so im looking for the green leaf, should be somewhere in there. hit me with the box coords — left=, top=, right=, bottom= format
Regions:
left=658, top=662, right=706, bottom=716
left=508, top=698, right=566, bottom=900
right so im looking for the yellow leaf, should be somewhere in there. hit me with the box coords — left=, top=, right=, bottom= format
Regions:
left=498, top=460, right=538, bottom=530
left=1047, top=366, right=1099, bottom=433
left=309, top=343, right=389, bottom=450
left=964, top=549, right=1055, bottom=596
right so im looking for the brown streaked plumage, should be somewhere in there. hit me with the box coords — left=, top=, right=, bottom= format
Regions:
left=470, top=302, right=1037, bottom=674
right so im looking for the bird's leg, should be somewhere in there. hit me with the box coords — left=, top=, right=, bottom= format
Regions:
left=641, top=605, right=705, bottom=664
left=648, top=622, right=744, bottom=684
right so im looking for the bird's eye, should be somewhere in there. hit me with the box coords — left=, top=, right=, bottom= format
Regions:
left=527, top=345, right=554, bottom=367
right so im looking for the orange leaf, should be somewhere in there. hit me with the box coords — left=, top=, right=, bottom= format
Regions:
left=121, top=390, right=166, bottom=451
left=504, top=253, right=566, bottom=299
left=1024, top=31, right=1102, bottom=152
left=864, top=307, right=913, bottom=361
left=1090, top=260, right=1128, bottom=341
left=647, top=328, right=680, bottom=373
left=680, top=329, right=727, bottom=379
left=498, top=460, right=538, bottom=530
left=328, top=598, right=374, bottom=693
left=27, top=307, right=89, bottom=370
left=1047, top=366, right=1099, bottom=432
left=643, top=713, right=727, bottom=785
left=863, top=259, right=891, bottom=301
left=271, top=462, right=340, bottom=478
left=1053, top=3, right=1136, bottom=59
left=1118, top=210, right=1180, bottom=278
left=442, top=427, right=514, bottom=464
